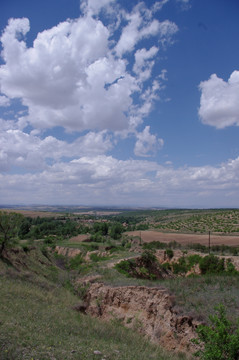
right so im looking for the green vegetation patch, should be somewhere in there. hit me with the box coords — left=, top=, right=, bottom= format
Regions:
left=193, top=304, right=239, bottom=360
left=115, top=250, right=171, bottom=281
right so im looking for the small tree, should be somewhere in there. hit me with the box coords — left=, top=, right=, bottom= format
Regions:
left=194, top=304, right=239, bottom=360
left=199, top=254, right=225, bottom=274
left=0, top=211, right=24, bottom=254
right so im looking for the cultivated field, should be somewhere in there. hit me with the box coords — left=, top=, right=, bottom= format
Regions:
left=127, top=230, right=239, bottom=246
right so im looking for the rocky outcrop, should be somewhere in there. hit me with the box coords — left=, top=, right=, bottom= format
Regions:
left=85, top=283, right=200, bottom=355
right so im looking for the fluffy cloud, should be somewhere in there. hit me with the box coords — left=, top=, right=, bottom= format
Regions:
left=134, top=126, right=164, bottom=157
left=115, top=4, right=178, bottom=56
left=199, top=71, right=239, bottom=128
left=133, top=46, right=159, bottom=82
left=81, top=0, right=115, bottom=15
left=0, top=125, right=112, bottom=171
left=0, top=3, right=177, bottom=134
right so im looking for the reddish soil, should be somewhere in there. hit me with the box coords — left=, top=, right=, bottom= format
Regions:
left=127, top=230, right=239, bottom=247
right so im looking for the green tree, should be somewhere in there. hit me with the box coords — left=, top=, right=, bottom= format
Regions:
left=194, top=304, right=239, bottom=360
left=0, top=211, right=24, bottom=254
left=109, top=222, right=124, bottom=239
left=199, top=254, right=225, bottom=274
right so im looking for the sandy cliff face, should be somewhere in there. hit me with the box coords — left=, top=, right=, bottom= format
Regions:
left=85, top=283, right=200, bottom=355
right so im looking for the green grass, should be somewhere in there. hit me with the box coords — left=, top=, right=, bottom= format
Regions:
left=0, top=271, right=183, bottom=360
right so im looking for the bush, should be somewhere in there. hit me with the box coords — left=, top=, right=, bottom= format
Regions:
left=172, top=257, right=188, bottom=274
left=141, top=250, right=157, bottom=266
left=89, top=253, right=109, bottom=262
left=69, top=254, right=84, bottom=270
left=90, top=232, right=105, bottom=243
left=115, top=259, right=135, bottom=277
left=142, top=241, right=166, bottom=250
left=81, top=243, right=99, bottom=251
left=44, top=236, right=56, bottom=246
left=187, top=254, right=202, bottom=268
left=187, top=243, right=207, bottom=253
left=136, top=223, right=149, bottom=230
left=161, top=262, right=171, bottom=270
left=194, top=304, right=239, bottom=360
left=226, top=259, right=238, bottom=275
left=165, top=248, right=174, bottom=259
left=199, top=255, right=225, bottom=275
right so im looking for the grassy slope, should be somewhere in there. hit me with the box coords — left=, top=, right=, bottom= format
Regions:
left=0, top=249, right=184, bottom=360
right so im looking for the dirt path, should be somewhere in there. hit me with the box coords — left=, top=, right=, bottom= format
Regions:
left=126, top=230, right=239, bottom=246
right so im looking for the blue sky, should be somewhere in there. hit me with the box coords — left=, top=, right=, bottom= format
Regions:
left=0, top=0, right=239, bottom=208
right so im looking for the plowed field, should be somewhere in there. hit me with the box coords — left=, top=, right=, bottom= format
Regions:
left=127, top=230, right=239, bottom=246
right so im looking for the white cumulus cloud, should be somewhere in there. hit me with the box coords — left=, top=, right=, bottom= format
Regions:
left=134, top=126, right=164, bottom=157
left=0, top=3, right=177, bottom=134
left=199, top=70, right=239, bottom=128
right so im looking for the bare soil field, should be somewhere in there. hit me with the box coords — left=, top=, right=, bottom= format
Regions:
left=127, top=230, right=239, bottom=246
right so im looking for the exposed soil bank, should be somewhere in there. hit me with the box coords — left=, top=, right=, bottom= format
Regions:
left=84, top=283, right=200, bottom=355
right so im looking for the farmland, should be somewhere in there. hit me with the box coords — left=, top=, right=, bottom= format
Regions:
left=126, top=230, right=239, bottom=247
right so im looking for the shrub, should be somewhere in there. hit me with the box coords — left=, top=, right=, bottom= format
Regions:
left=165, top=248, right=174, bottom=259
left=187, top=254, right=202, bottom=268
left=226, top=259, right=238, bottom=275
left=141, top=250, right=157, bottom=266
left=115, top=259, right=135, bottom=277
left=193, top=304, right=239, bottom=360
left=69, top=254, right=84, bottom=270
left=161, top=262, right=171, bottom=270
left=231, top=247, right=238, bottom=256
left=136, top=223, right=149, bottom=230
left=199, top=255, right=225, bottom=275
left=90, top=232, right=105, bottom=243
left=81, top=243, right=99, bottom=251
left=44, top=236, right=56, bottom=246
left=172, top=257, right=188, bottom=274
left=89, top=253, right=109, bottom=262
left=187, top=243, right=207, bottom=253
